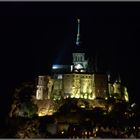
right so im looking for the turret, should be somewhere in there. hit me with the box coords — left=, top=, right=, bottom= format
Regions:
left=36, top=75, right=53, bottom=100
left=113, top=74, right=122, bottom=100
left=107, top=73, right=114, bottom=97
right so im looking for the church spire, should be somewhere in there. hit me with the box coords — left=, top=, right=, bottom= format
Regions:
left=76, top=19, right=80, bottom=46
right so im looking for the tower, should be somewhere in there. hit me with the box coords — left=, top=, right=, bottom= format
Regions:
left=36, top=76, right=53, bottom=100
left=72, top=19, right=88, bottom=72
left=107, top=72, right=114, bottom=97
left=36, top=76, right=47, bottom=100
left=113, top=74, right=122, bottom=100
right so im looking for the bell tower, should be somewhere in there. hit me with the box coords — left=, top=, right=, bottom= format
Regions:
left=72, top=19, right=88, bottom=72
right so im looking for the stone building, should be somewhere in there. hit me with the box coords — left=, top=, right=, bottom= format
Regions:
left=35, top=19, right=129, bottom=116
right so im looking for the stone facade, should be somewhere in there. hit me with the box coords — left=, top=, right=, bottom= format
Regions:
left=36, top=73, right=129, bottom=102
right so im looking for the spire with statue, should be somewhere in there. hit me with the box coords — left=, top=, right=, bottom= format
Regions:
left=76, top=19, right=81, bottom=46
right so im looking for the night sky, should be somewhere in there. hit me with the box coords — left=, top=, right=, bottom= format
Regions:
left=0, top=2, right=140, bottom=122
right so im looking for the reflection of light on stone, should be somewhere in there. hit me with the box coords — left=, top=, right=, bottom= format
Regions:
left=80, top=105, right=85, bottom=108
left=108, top=106, right=112, bottom=112
left=124, top=87, right=129, bottom=102
left=75, top=95, right=80, bottom=98
left=71, top=95, right=74, bottom=98
left=89, top=94, right=95, bottom=100
left=71, top=65, right=73, bottom=72
left=38, top=112, right=46, bottom=117
left=94, top=133, right=96, bottom=137
left=36, top=90, right=43, bottom=100
left=88, top=89, right=92, bottom=94
left=81, top=95, right=84, bottom=98
left=83, top=93, right=88, bottom=99
left=95, top=127, right=98, bottom=132
left=58, top=74, right=62, bottom=79
left=75, top=64, right=83, bottom=69
left=125, top=95, right=129, bottom=102
left=105, top=97, right=108, bottom=100
left=80, top=69, right=85, bottom=72
left=38, top=108, right=48, bottom=116
left=38, top=106, right=54, bottom=117
left=48, top=109, right=54, bottom=116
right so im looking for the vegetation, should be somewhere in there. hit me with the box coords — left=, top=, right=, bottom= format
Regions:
left=9, top=82, right=38, bottom=118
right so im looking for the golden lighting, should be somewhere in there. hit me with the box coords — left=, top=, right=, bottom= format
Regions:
left=89, top=94, right=95, bottom=100
left=75, top=94, right=80, bottom=98
left=80, top=105, right=85, bottom=108
left=95, top=127, right=98, bottom=132
left=85, top=131, right=87, bottom=135
left=84, top=94, right=88, bottom=99
left=94, top=133, right=96, bottom=138
left=38, top=108, right=54, bottom=117
left=125, top=95, right=129, bottom=102
left=38, top=112, right=46, bottom=117
left=71, top=94, right=74, bottom=98
left=108, top=106, right=113, bottom=112
left=124, top=87, right=129, bottom=102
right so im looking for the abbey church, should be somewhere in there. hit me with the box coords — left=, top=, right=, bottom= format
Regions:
left=35, top=19, right=129, bottom=117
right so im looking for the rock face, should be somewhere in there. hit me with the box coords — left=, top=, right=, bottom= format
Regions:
left=36, top=99, right=57, bottom=116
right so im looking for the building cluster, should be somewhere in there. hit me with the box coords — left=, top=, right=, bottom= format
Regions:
left=35, top=19, right=129, bottom=117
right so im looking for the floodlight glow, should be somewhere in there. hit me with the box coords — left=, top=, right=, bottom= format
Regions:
left=52, top=65, right=59, bottom=69
left=75, top=64, right=83, bottom=69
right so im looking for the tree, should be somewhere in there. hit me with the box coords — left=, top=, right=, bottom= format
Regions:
left=9, top=82, right=38, bottom=118
left=20, top=101, right=38, bottom=117
left=15, top=118, right=41, bottom=138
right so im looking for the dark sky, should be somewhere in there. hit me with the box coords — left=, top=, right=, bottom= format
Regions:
left=0, top=2, right=140, bottom=120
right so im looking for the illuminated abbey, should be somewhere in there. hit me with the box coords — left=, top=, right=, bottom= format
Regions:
left=35, top=19, right=129, bottom=117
